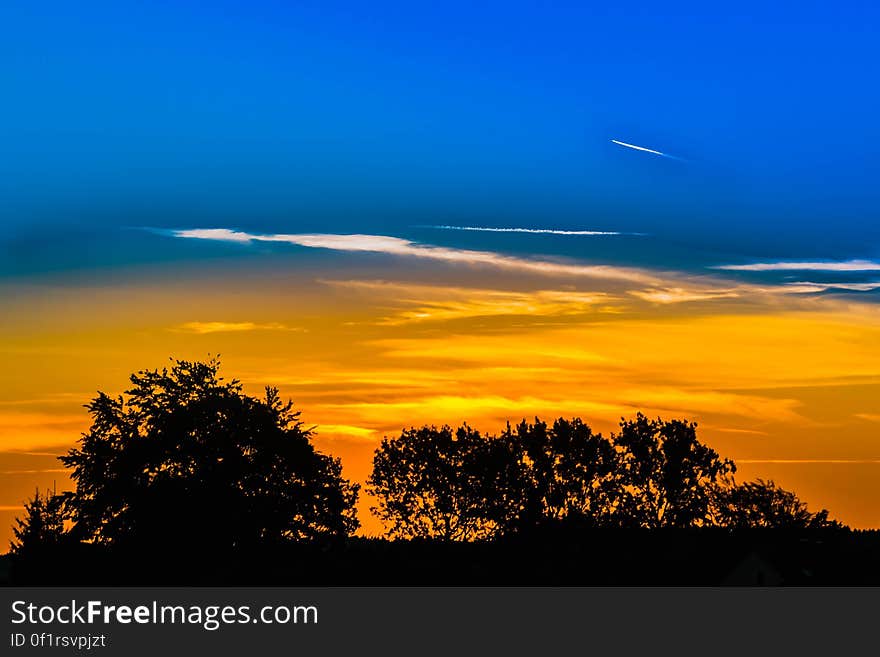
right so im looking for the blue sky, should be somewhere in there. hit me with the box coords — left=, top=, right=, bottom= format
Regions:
left=2, top=1, right=879, bottom=267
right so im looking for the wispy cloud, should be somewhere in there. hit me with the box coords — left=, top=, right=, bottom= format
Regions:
left=628, top=287, right=742, bottom=304
left=708, top=427, right=769, bottom=436
left=625, top=281, right=865, bottom=304
left=0, top=413, right=85, bottom=429
left=0, top=468, right=68, bottom=475
left=173, top=321, right=300, bottom=334
left=313, top=424, right=376, bottom=440
left=320, top=279, right=615, bottom=323
left=622, top=388, right=805, bottom=423
left=715, top=260, right=880, bottom=272
left=426, top=225, right=630, bottom=236
left=171, top=228, right=255, bottom=243
left=784, top=281, right=880, bottom=293
left=736, top=459, right=880, bottom=464
left=316, top=389, right=804, bottom=425
left=164, top=229, right=880, bottom=308
left=0, top=412, right=87, bottom=451
left=169, top=228, right=664, bottom=285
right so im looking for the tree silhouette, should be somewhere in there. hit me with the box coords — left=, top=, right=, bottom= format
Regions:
left=500, top=417, right=619, bottom=531
left=368, top=418, right=623, bottom=539
left=368, top=415, right=766, bottom=539
left=368, top=424, right=510, bottom=540
left=58, top=358, right=359, bottom=550
left=10, top=489, right=68, bottom=556
left=713, top=478, right=841, bottom=530
left=613, top=414, right=735, bottom=528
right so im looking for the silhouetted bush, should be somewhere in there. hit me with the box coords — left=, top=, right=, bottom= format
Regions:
left=9, top=489, right=69, bottom=556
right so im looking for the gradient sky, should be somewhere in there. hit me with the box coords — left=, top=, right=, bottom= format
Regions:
left=2, top=1, right=880, bottom=541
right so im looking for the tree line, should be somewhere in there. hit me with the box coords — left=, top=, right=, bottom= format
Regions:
left=10, top=358, right=840, bottom=557
left=368, top=417, right=839, bottom=539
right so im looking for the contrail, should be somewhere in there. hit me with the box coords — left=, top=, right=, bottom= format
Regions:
left=611, top=139, right=664, bottom=156
left=428, top=225, right=624, bottom=236
left=611, top=138, right=684, bottom=161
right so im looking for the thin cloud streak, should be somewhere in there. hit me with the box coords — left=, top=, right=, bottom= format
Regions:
left=737, top=459, right=880, bottom=464
left=715, top=260, right=880, bottom=272
left=169, top=228, right=664, bottom=285
left=0, top=468, right=68, bottom=475
left=427, top=225, right=629, bottom=236
left=173, top=321, right=301, bottom=334
left=785, top=281, right=880, bottom=292
left=314, top=424, right=376, bottom=440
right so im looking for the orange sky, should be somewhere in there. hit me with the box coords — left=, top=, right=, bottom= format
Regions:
left=2, top=254, right=879, bottom=544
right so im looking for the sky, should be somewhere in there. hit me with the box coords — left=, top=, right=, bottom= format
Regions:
left=1, top=1, right=880, bottom=540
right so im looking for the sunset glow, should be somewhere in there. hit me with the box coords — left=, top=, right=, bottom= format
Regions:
left=2, top=248, right=879, bottom=539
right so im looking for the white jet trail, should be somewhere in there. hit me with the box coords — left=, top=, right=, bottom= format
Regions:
left=611, top=139, right=666, bottom=157
left=612, top=139, right=686, bottom=161
left=429, top=225, right=623, bottom=236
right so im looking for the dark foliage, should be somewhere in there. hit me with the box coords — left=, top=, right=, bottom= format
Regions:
left=612, top=414, right=736, bottom=528
left=368, top=424, right=510, bottom=540
left=9, top=489, right=69, bottom=556
left=499, top=417, right=619, bottom=531
left=712, top=478, right=841, bottom=530
left=368, top=414, right=744, bottom=538
left=20, top=358, right=359, bottom=554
